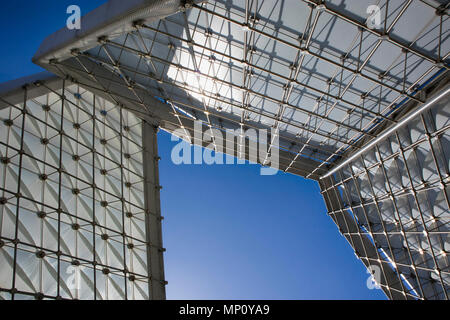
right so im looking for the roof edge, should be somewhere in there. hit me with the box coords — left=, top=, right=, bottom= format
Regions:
left=32, top=0, right=192, bottom=66
left=0, top=71, right=63, bottom=110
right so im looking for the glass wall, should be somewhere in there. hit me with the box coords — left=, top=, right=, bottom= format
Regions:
left=320, top=92, right=449, bottom=300
left=0, top=79, right=152, bottom=299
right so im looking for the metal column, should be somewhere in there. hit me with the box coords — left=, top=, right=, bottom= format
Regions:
left=142, top=121, right=166, bottom=300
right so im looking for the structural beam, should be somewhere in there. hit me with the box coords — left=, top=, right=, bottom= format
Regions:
left=142, top=121, right=167, bottom=300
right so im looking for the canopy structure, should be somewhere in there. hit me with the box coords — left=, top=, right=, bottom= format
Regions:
left=0, top=0, right=449, bottom=300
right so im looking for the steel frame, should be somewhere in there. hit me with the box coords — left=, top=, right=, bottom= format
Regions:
left=44, top=0, right=448, bottom=180
left=0, top=78, right=163, bottom=300
left=1, top=0, right=449, bottom=300
left=320, top=83, right=450, bottom=299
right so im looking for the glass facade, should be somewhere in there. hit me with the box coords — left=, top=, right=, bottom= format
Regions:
left=0, top=79, right=159, bottom=300
left=1, top=0, right=448, bottom=300
left=320, top=92, right=449, bottom=300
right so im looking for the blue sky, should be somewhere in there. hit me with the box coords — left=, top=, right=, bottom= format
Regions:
left=0, top=0, right=386, bottom=300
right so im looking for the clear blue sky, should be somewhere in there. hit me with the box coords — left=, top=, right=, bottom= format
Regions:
left=0, top=0, right=386, bottom=300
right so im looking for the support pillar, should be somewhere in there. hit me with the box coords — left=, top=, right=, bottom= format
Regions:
left=142, top=121, right=166, bottom=300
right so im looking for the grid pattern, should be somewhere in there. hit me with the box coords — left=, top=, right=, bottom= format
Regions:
left=320, top=89, right=449, bottom=300
left=46, top=0, right=449, bottom=179
left=23, top=0, right=450, bottom=300
left=0, top=79, right=156, bottom=300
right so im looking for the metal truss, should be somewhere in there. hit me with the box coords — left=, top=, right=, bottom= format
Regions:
left=37, top=0, right=449, bottom=181
left=2, top=0, right=449, bottom=300
left=320, top=81, right=450, bottom=299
